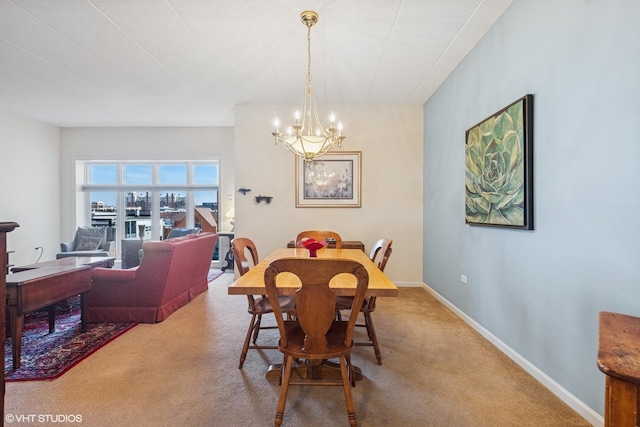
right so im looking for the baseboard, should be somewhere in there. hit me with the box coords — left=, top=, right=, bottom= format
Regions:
left=392, top=281, right=425, bottom=287
left=419, top=282, right=603, bottom=426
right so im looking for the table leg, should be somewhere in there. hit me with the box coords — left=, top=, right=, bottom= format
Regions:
left=48, top=305, right=56, bottom=333
left=80, top=292, right=87, bottom=332
left=9, top=306, right=24, bottom=370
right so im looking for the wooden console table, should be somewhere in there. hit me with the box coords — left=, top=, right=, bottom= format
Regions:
left=6, top=265, right=92, bottom=369
left=598, top=311, right=640, bottom=426
left=287, top=240, right=365, bottom=251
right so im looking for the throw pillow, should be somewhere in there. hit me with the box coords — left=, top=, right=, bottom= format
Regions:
left=75, top=236, right=103, bottom=251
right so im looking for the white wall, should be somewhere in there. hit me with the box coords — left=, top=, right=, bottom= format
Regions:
left=234, top=104, right=423, bottom=284
left=423, top=0, right=640, bottom=419
left=0, top=111, right=60, bottom=265
left=60, top=127, right=235, bottom=242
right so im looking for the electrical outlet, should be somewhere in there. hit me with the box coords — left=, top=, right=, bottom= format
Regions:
left=460, top=274, right=468, bottom=284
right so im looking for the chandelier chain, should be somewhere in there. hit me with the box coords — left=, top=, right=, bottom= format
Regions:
left=307, top=24, right=312, bottom=88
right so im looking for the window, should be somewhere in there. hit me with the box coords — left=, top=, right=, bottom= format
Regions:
left=81, top=160, right=219, bottom=243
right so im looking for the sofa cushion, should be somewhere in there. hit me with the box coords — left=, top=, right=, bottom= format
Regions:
left=76, top=235, right=102, bottom=251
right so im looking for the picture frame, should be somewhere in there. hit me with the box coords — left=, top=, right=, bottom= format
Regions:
left=296, top=151, right=361, bottom=208
left=465, top=94, right=534, bottom=229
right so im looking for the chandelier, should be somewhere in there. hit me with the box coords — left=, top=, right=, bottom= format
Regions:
left=271, top=10, right=345, bottom=163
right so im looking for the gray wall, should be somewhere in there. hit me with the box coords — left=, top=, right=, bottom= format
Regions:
left=0, top=111, right=61, bottom=265
left=423, top=0, right=640, bottom=416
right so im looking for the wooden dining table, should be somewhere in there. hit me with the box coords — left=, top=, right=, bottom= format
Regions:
left=227, top=247, right=398, bottom=297
left=228, top=247, right=398, bottom=380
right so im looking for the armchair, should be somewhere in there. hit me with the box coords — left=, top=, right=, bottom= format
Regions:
left=56, top=226, right=115, bottom=259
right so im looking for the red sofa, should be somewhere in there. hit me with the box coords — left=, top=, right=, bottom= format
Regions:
left=86, top=232, right=217, bottom=323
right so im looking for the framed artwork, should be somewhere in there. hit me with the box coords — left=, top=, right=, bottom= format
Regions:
left=465, top=94, right=534, bottom=229
left=296, top=151, right=361, bottom=208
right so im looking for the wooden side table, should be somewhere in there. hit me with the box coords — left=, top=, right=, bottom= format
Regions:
left=598, top=311, right=640, bottom=426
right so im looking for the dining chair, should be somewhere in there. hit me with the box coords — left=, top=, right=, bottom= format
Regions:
left=264, top=257, right=369, bottom=427
left=295, top=230, right=342, bottom=249
left=231, top=237, right=296, bottom=369
left=335, top=238, right=393, bottom=365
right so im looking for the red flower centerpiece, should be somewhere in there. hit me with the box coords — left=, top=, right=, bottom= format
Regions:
left=297, top=238, right=328, bottom=257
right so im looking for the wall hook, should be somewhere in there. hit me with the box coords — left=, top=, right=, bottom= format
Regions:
left=254, top=195, right=273, bottom=204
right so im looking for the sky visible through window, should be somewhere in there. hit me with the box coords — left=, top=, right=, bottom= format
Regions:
left=90, top=163, right=218, bottom=207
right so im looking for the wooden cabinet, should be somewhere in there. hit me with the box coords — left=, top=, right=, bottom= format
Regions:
left=598, top=311, right=640, bottom=426
left=1, top=221, right=20, bottom=424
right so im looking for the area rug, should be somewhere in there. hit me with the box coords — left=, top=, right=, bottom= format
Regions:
left=207, top=269, right=224, bottom=282
left=4, top=299, right=137, bottom=382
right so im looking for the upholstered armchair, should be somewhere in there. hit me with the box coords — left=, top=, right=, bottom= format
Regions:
left=56, top=226, right=115, bottom=259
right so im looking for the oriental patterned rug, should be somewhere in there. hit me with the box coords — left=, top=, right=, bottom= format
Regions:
left=4, top=298, right=137, bottom=382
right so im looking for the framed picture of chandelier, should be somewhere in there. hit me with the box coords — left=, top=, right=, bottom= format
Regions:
left=465, top=94, right=534, bottom=229
left=296, top=151, right=361, bottom=208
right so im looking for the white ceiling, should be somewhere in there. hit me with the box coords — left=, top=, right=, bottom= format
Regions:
left=0, top=0, right=512, bottom=127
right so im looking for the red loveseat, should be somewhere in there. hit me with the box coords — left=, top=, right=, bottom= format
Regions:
left=86, top=232, right=217, bottom=323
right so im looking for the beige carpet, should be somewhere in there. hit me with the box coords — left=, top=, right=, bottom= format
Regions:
left=5, top=273, right=590, bottom=426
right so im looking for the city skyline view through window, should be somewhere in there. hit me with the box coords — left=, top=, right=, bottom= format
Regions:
left=82, top=161, right=220, bottom=240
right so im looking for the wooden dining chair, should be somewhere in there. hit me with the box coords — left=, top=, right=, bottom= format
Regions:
left=336, top=238, right=393, bottom=365
left=264, top=257, right=369, bottom=427
left=295, top=230, right=342, bottom=249
left=231, top=237, right=296, bottom=369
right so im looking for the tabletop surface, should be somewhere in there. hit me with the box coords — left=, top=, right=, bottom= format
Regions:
left=598, top=311, right=640, bottom=384
left=228, top=247, right=398, bottom=297
left=12, top=256, right=116, bottom=272
left=6, top=265, right=91, bottom=286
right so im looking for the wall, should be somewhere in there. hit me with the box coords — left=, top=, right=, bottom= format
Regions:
left=0, top=111, right=60, bottom=265
left=234, top=104, right=423, bottom=284
left=60, top=127, right=235, bottom=243
left=423, top=0, right=640, bottom=420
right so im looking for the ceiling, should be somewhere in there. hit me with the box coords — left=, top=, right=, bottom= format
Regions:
left=0, top=0, right=512, bottom=127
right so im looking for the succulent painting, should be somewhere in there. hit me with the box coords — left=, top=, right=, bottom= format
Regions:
left=465, top=98, right=529, bottom=227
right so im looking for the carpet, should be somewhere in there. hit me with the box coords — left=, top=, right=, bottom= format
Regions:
left=4, top=298, right=137, bottom=382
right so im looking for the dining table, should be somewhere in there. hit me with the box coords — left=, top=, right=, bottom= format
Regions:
left=228, top=247, right=398, bottom=381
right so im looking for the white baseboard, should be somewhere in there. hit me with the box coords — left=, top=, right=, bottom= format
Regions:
left=419, top=283, right=603, bottom=426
